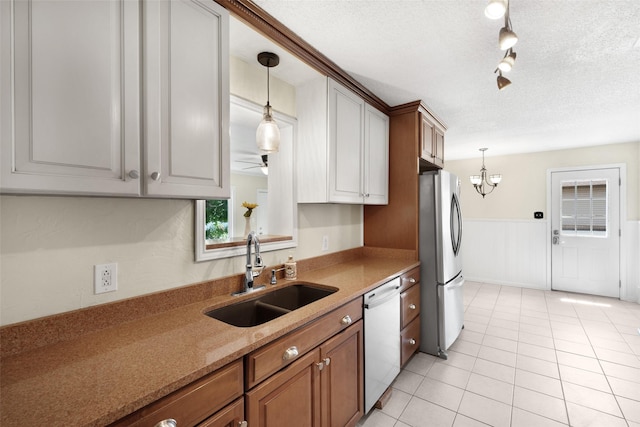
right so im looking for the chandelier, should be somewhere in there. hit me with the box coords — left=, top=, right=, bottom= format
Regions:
left=484, top=0, right=518, bottom=90
left=469, top=148, right=502, bottom=198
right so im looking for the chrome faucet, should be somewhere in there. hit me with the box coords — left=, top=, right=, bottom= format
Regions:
left=233, top=231, right=265, bottom=296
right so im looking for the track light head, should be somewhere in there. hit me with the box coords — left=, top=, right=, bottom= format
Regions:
left=484, top=0, right=508, bottom=19
left=496, top=71, right=512, bottom=90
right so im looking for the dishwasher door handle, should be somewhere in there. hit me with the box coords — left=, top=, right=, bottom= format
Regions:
left=364, top=285, right=400, bottom=309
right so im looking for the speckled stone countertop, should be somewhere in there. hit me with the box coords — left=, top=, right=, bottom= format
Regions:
left=0, top=249, right=418, bottom=426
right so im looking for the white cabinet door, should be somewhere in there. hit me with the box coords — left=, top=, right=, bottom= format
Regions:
left=296, top=77, right=388, bottom=205
left=328, top=78, right=364, bottom=203
left=364, top=104, right=389, bottom=205
left=143, top=0, right=229, bottom=199
left=1, top=0, right=141, bottom=195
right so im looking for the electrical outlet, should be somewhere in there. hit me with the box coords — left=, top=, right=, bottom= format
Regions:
left=322, top=235, right=329, bottom=251
left=94, top=263, right=117, bottom=294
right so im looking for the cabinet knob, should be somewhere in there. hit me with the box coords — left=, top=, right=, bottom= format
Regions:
left=409, top=338, right=416, bottom=345
left=323, top=357, right=331, bottom=366
left=154, top=419, right=177, bottom=427
left=238, top=422, right=248, bottom=427
left=128, top=170, right=140, bottom=179
left=404, top=277, right=416, bottom=284
left=340, top=315, right=352, bottom=326
left=150, top=171, right=161, bottom=181
left=409, top=304, right=416, bottom=310
left=282, top=346, right=299, bottom=361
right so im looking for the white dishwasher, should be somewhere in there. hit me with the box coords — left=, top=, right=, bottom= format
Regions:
left=363, top=277, right=401, bottom=413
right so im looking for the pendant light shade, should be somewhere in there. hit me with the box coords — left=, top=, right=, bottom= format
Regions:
left=256, top=105, right=280, bottom=153
left=484, top=0, right=507, bottom=19
left=256, top=52, right=280, bottom=153
left=497, top=49, right=517, bottom=72
left=496, top=71, right=512, bottom=90
left=498, top=26, right=518, bottom=50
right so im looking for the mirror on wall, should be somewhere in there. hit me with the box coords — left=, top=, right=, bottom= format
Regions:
left=195, top=95, right=297, bottom=261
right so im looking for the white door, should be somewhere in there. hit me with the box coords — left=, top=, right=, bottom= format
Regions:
left=550, top=168, right=620, bottom=297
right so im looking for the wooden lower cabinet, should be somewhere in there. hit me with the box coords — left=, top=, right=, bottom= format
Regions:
left=246, top=348, right=322, bottom=427
left=321, top=320, right=364, bottom=427
left=246, top=321, right=364, bottom=427
left=110, top=360, right=244, bottom=427
left=199, top=397, right=244, bottom=427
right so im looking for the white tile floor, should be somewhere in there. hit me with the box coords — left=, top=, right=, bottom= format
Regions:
left=357, top=281, right=640, bottom=427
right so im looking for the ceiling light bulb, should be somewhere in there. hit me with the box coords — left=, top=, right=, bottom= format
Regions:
left=499, top=26, right=518, bottom=50
left=497, top=72, right=511, bottom=90
left=256, top=104, right=280, bottom=152
left=498, top=50, right=517, bottom=72
left=484, top=0, right=507, bottom=19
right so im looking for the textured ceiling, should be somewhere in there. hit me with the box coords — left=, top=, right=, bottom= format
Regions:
left=232, top=0, right=640, bottom=160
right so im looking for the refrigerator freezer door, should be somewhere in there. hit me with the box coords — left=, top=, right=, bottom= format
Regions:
left=438, top=274, right=465, bottom=354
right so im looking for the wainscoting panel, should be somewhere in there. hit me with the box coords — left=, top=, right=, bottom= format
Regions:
left=462, top=219, right=640, bottom=302
left=461, top=219, right=548, bottom=289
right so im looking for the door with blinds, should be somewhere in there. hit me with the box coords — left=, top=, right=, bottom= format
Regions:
left=550, top=168, right=620, bottom=298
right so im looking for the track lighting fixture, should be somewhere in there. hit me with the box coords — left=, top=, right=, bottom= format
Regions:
left=486, top=0, right=518, bottom=89
left=484, top=0, right=507, bottom=19
left=256, top=52, right=280, bottom=153
left=497, top=49, right=516, bottom=72
left=496, top=71, right=511, bottom=90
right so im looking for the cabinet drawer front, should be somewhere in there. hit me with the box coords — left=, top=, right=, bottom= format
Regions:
left=246, top=298, right=362, bottom=389
left=401, top=284, right=420, bottom=329
left=401, top=317, right=421, bottom=367
left=111, top=360, right=243, bottom=427
left=399, top=266, right=420, bottom=292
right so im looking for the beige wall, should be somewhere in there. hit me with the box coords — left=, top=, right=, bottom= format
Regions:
left=445, top=142, right=639, bottom=221
left=0, top=57, right=362, bottom=326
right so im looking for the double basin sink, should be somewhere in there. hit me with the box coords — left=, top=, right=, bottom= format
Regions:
left=205, top=283, right=337, bottom=327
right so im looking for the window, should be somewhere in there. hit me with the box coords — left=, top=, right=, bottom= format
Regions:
left=561, top=179, right=607, bottom=236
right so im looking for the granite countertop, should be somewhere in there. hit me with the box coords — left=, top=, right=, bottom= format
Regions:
left=0, top=254, right=419, bottom=426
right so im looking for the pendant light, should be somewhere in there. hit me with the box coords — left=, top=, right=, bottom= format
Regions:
left=469, top=148, right=502, bottom=198
left=256, top=52, right=280, bottom=153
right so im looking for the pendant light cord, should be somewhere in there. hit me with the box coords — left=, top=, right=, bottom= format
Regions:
left=266, top=60, right=271, bottom=108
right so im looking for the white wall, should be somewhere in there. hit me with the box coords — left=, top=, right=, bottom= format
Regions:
left=446, top=142, right=640, bottom=302
left=0, top=57, right=363, bottom=325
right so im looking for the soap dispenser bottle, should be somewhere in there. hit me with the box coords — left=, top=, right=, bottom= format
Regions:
left=284, top=255, right=297, bottom=280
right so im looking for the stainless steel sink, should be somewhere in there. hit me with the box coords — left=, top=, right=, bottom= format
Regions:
left=205, top=283, right=337, bottom=327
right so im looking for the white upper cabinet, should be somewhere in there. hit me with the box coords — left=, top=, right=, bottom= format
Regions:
left=1, top=0, right=229, bottom=199
left=143, top=0, right=229, bottom=199
left=297, top=77, right=388, bottom=204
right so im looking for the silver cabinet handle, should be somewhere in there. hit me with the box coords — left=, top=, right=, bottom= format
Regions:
left=323, top=357, right=330, bottom=366
left=341, top=315, right=352, bottom=326
left=316, top=357, right=331, bottom=371
left=404, top=277, right=416, bottom=284
left=128, top=170, right=140, bottom=179
left=409, top=304, right=416, bottom=310
left=409, top=338, right=416, bottom=345
left=316, top=361, right=325, bottom=370
left=150, top=171, right=161, bottom=181
left=282, top=346, right=299, bottom=360
left=239, top=422, right=247, bottom=427
left=154, top=420, right=177, bottom=427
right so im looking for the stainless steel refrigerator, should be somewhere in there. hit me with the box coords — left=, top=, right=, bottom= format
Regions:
left=419, top=170, right=464, bottom=359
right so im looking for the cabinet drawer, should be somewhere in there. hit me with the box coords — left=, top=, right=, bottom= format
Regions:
left=399, top=266, right=420, bottom=292
left=246, top=298, right=362, bottom=389
left=110, top=360, right=243, bottom=427
left=401, top=284, right=420, bottom=329
left=401, top=316, right=421, bottom=367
